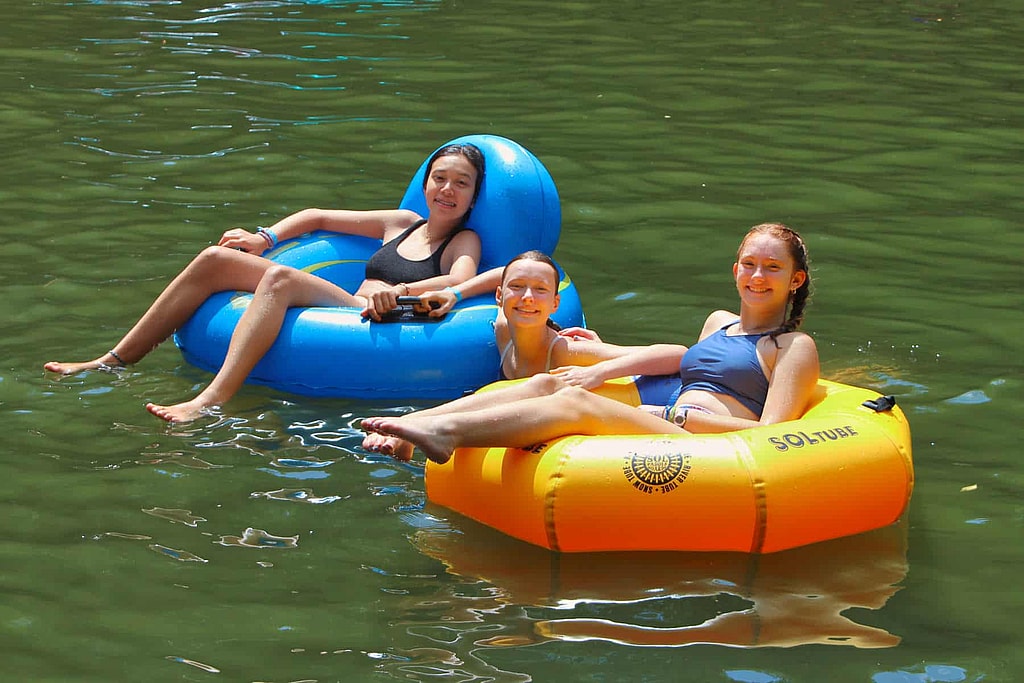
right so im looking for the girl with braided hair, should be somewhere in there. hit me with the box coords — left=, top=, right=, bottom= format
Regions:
left=361, top=223, right=819, bottom=465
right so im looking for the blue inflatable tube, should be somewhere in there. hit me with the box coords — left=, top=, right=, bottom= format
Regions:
left=174, top=135, right=585, bottom=400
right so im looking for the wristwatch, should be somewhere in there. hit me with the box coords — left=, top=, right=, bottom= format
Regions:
left=668, top=405, right=689, bottom=428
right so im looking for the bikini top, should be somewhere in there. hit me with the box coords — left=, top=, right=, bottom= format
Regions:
left=498, top=334, right=559, bottom=381
left=678, top=321, right=770, bottom=417
left=363, top=219, right=464, bottom=285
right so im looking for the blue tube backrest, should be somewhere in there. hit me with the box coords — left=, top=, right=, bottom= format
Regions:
left=398, top=134, right=562, bottom=271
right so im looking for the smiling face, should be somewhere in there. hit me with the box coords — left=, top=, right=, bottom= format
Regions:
left=497, top=258, right=560, bottom=328
left=423, top=152, right=480, bottom=222
left=733, top=231, right=807, bottom=310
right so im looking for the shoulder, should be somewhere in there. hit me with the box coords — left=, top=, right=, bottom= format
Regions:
left=450, top=228, right=481, bottom=247
left=776, top=330, right=816, bottom=351
left=493, top=312, right=511, bottom=345
left=698, top=310, right=737, bottom=340
left=443, top=229, right=482, bottom=258
left=392, top=209, right=423, bottom=225
left=772, top=330, right=819, bottom=368
left=371, top=210, right=425, bottom=241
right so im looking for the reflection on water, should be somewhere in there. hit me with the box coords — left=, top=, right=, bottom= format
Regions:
left=412, top=519, right=908, bottom=650
left=141, top=506, right=208, bottom=526
left=216, top=526, right=299, bottom=549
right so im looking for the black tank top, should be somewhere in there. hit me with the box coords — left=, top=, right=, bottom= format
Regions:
left=363, top=219, right=464, bottom=284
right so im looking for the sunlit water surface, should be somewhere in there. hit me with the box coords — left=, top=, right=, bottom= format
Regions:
left=2, top=0, right=1021, bottom=681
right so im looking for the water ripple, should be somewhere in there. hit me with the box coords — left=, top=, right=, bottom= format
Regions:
left=251, top=487, right=346, bottom=504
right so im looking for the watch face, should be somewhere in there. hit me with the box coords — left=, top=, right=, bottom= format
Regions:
left=673, top=408, right=687, bottom=425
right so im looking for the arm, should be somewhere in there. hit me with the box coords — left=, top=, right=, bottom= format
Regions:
left=551, top=343, right=689, bottom=390
left=216, top=208, right=420, bottom=255
left=415, top=265, right=503, bottom=316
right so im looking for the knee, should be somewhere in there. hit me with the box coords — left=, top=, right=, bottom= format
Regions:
left=257, top=265, right=302, bottom=297
left=524, top=373, right=567, bottom=395
left=191, top=245, right=230, bottom=272
left=557, top=386, right=592, bottom=403
left=556, top=386, right=606, bottom=418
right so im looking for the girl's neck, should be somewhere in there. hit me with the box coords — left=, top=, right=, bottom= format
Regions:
left=734, top=309, right=786, bottom=335
left=421, top=216, right=460, bottom=242
left=506, top=324, right=557, bottom=377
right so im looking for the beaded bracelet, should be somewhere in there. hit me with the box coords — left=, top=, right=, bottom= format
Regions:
left=444, top=286, right=463, bottom=302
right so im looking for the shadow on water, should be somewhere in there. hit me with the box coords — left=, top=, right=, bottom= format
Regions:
left=409, top=515, right=909, bottom=651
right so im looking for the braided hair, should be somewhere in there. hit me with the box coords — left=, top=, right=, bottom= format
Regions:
left=738, top=223, right=812, bottom=345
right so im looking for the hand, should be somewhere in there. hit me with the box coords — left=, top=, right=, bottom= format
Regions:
left=362, top=285, right=403, bottom=321
left=550, top=364, right=606, bottom=390
left=416, top=289, right=458, bottom=317
left=558, top=326, right=602, bottom=342
left=217, top=228, right=266, bottom=254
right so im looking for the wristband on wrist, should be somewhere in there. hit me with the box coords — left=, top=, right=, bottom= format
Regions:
left=257, top=227, right=278, bottom=249
left=444, top=286, right=463, bottom=302
left=396, top=283, right=410, bottom=295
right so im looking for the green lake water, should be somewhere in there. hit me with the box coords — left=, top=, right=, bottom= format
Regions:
left=2, top=0, right=1022, bottom=681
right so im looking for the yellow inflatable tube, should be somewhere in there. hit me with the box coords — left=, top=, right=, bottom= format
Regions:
left=425, top=378, right=913, bottom=553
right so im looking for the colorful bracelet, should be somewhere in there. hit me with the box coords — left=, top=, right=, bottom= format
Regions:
left=257, top=227, right=278, bottom=249
left=445, top=286, right=463, bottom=302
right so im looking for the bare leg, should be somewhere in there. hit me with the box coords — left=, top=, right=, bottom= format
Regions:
left=44, top=247, right=274, bottom=375
left=363, top=386, right=680, bottom=464
left=360, top=374, right=569, bottom=459
left=146, top=264, right=363, bottom=422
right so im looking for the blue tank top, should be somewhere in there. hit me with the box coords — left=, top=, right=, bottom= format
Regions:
left=363, top=219, right=464, bottom=285
left=678, top=322, right=769, bottom=416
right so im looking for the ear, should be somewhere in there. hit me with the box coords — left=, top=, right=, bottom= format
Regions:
left=494, top=285, right=503, bottom=305
left=732, top=262, right=739, bottom=279
left=790, top=269, right=807, bottom=291
left=552, top=291, right=561, bottom=313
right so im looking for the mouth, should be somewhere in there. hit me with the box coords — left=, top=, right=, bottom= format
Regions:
left=434, top=198, right=457, bottom=209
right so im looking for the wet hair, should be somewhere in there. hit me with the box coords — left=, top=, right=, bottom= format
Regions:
left=423, top=143, right=486, bottom=223
left=738, top=223, right=812, bottom=344
left=501, top=250, right=562, bottom=331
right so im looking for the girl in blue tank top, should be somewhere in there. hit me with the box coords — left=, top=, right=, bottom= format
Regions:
left=362, top=223, right=821, bottom=466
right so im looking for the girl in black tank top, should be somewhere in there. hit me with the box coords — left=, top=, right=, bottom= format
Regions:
left=364, top=219, right=465, bottom=284
left=45, top=142, right=485, bottom=424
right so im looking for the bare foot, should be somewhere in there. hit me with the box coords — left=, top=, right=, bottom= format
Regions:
left=146, top=399, right=216, bottom=423
left=44, top=353, right=122, bottom=375
left=361, top=416, right=455, bottom=465
left=362, top=431, right=415, bottom=462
